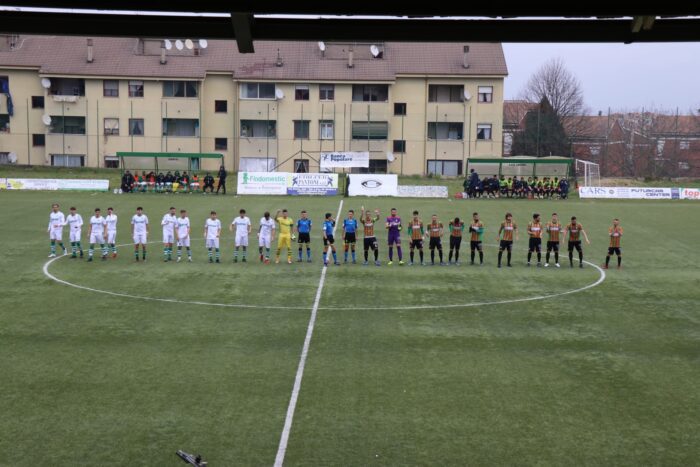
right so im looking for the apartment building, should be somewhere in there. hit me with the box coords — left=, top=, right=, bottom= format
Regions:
left=0, top=35, right=507, bottom=175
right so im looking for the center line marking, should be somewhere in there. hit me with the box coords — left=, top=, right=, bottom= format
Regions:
left=274, top=199, right=344, bottom=467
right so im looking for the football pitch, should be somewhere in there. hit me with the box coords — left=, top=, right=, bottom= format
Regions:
left=1, top=190, right=699, bottom=466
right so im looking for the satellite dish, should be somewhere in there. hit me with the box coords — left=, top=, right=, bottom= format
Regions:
left=41, top=78, right=51, bottom=89
left=42, top=114, right=52, bottom=126
left=7, top=152, right=17, bottom=163
left=318, top=41, right=326, bottom=52
left=164, top=39, right=172, bottom=50
left=463, top=89, right=472, bottom=101
left=198, top=39, right=208, bottom=49
left=386, top=152, right=395, bottom=162
left=370, top=45, right=380, bottom=57
left=185, top=39, right=194, bottom=50
left=275, top=88, right=284, bottom=100
left=175, top=40, right=184, bottom=51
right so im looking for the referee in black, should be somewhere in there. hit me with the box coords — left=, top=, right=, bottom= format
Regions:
left=216, top=165, right=227, bottom=195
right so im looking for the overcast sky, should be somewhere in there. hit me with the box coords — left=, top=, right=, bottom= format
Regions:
left=503, top=42, right=700, bottom=114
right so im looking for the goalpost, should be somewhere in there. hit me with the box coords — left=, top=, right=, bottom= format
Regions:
left=575, top=159, right=601, bottom=187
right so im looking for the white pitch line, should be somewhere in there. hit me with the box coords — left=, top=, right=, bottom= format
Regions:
left=273, top=199, right=343, bottom=467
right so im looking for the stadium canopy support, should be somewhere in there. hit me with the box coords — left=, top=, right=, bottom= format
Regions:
left=466, top=156, right=573, bottom=179
left=117, top=152, right=224, bottom=176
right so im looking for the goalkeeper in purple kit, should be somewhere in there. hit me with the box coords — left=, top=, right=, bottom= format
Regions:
left=385, top=208, right=404, bottom=266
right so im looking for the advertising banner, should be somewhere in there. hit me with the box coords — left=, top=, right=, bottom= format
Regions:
left=579, top=186, right=677, bottom=199
left=320, top=151, right=369, bottom=169
left=2, top=178, right=109, bottom=191
left=681, top=188, right=700, bottom=200
left=397, top=185, right=448, bottom=198
left=287, top=173, right=338, bottom=195
left=348, top=174, right=398, bottom=197
left=236, top=172, right=287, bottom=195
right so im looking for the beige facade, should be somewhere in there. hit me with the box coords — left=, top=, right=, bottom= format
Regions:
left=0, top=36, right=506, bottom=175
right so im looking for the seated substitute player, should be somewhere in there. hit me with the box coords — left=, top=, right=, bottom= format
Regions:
left=604, top=218, right=623, bottom=269
left=175, top=209, right=192, bottom=262
left=204, top=211, right=222, bottom=263
left=66, top=206, right=84, bottom=259
left=161, top=207, right=178, bottom=262
left=47, top=203, right=67, bottom=257
left=258, top=211, right=276, bottom=264
left=230, top=209, right=252, bottom=262
left=87, top=208, right=108, bottom=262
left=448, top=217, right=464, bottom=265
left=275, top=209, right=294, bottom=264
left=131, top=207, right=149, bottom=261
left=497, top=212, right=518, bottom=268
left=469, top=212, right=485, bottom=265
left=105, top=207, right=118, bottom=258
left=527, top=213, right=544, bottom=266
left=427, top=214, right=445, bottom=266
left=360, top=206, right=381, bottom=266
left=407, top=211, right=425, bottom=266
left=563, top=216, right=590, bottom=268
left=322, top=212, right=339, bottom=266
left=296, top=210, right=312, bottom=263
left=544, top=212, right=562, bottom=268
left=342, top=209, right=358, bottom=264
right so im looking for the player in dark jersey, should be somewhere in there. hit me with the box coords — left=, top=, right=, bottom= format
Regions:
left=342, top=209, right=358, bottom=264
left=448, top=217, right=464, bottom=265
left=526, top=213, right=543, bottom=267
left=322, top=212, right=339, bottom=266
left=563, top=216, right=590, bottom=268
left=497, top=213, right=518, bottom=268
left=407, top=210, right=425, bottom=266
left=296, top=210, right=312, bottom=262
left=360, top=206, right=381, bottom=266
left=427, top=214, right=445, bottom=266
left=469, top=212, right=485, bottom=265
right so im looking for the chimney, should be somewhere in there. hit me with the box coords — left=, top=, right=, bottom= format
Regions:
left=275, top=48, right=283, bottom=67
left=462, top=45, right=470, bottom=69
left=160, top=41, right=167, bottom=65
left=87, top=38, right=94, bottom=63
left=348, top=47, right=354, bottom=68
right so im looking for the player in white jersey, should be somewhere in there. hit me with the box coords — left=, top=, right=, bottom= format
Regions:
left=105, top=207, right=118, bottom=258
left=161, top=206, right=178, bottom=262
left=87, top=208, right=108, bottom=262
left=204, top=211, right=222, bottom=263
left=229, top=208, right=252, bottom=262
left=175, top=209, right=192, bottom=262
left=258, top=211, right=276, bottom=263
left=131, top=207, right=149, bottom=261
left=47, top=203, right=67, bottom=257
left=65, top=206, right=84, bottom=259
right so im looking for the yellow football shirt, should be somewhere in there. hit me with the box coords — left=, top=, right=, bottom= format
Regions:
left=276, top=217, right=294, bottom=236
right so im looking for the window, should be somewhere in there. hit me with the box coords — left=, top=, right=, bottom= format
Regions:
left=352, top=121, right=389, bottom=140
left=0, top=152, right=10, bottom=165
left=129, top=118, right=144, bottom=136
left=320, top=84, right=335, bottom=101
left=0, top=114, right=9, bottom=133
left=240, top=82, right=276, bottom=99
left=239, top=157, right=276, bottom=172
left=427, top=122, right=463, bottom=140
left=49, top=116, right=86, bottom=134
left=427, top=160, right=462, bottom=176
left=51, top=154, right=85, bottom=167
left=215, top=100, right=227, bottom=113
left=680, top=140, right=690, bottom=150
left=590, top=145, right=601, bottom=156
left=476, top=124, right=492, bottom=140
left=428, top=85, right=463, bottom=103
left=478, top=86, right=493, bottom=103
left=32, top=134, right=45, bottom=146
left=215, top=138, right=228, bottom=150
left=294, top=120, right=310, bottom=139
left=163, top=81, right=198, bottom=98
left=240, top=120, right=276, bottom=138
left=104, top=156, right=119, bottom=168
left=162, top=118, right=199, bottom=137
left=103, top=80, right=119, bottom=97
left=319, top=120, right=334, bottom=140
left=31, top=96, right=44, bottom=108
left=295, top=85, right=310, bottom=101
left=679, top=161, right=690, bottom=170
left=353, top=159, right=387, bottom=174
left=393, top=140, right=406, bottom=153
left=49, top=78, right=85, bottom=96
left=394, top=103, right=407, bottom=116
left=128, top=80, right=144, bottom=97
left=104, top=118, right=119, bottom=136
left=294, top=159, right=310, bottom=173
left=352, top=84, right=389, bottom=102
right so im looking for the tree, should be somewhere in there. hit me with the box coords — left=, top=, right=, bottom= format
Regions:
left=511, top=97, right=570, bottom=157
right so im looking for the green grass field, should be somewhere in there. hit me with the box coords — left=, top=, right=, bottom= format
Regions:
left=1, top=190, right=699, bottom=466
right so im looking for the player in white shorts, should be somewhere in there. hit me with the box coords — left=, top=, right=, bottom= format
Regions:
left=105, top=207, right=118, bottom=258
left=175, top=209, right=192, bottom=262
left=131, top=207, right=149, bottom=261
left=65, top=206, right=84, bottom=259
left=47, top=203, right=67, bottom=257
left=161, top=206, right=178, bottom=262
left=230, top=208, right=252, bottom=263
left=87, top=208, right=108, bottom=262
left=258, top=211, right=276, bottom=263
left=204, top=211, right=222, bottom=263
